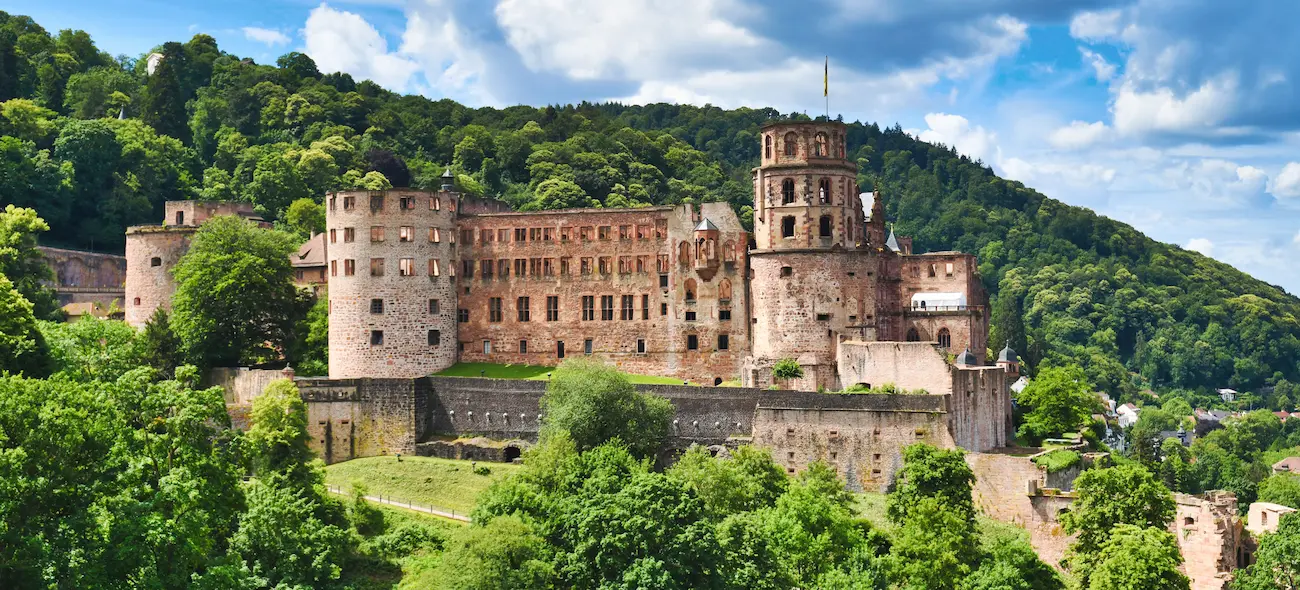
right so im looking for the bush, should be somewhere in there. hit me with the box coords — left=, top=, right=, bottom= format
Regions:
left=472, top=464, right=492, bottom=476
left=1034, top=450, right=1082, bottom=473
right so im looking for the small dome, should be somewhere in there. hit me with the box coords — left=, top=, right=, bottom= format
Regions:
left=441, top=167, right=454, bottom=179
left=694, top=218, right=718, bottom=231
left=955, top=349, right=977, bottom=366
left=997, top=343, right=1018, bottom=364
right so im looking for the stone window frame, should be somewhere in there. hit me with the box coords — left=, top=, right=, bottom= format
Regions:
left=458, top=309, right=469, bottom=323
left=781, top=216, right=796, bottom=239
left=519, top=339, right=527, bottom=353
left=344, top=259, right=356, bottom=276
left=343, top=196, right=355, bottom=211
left=637, top=338, right=646, bottom=354
left=480, top=259, right=494, bottom=279
left=783, top=132, right=798, bottom=156
left=686, top=334, right=699, bottom=350
left=370, top=330, right=384, bottom=346
left=621, top=295, right=635, bottom=320
left=330, top=260, right=337, bottom=277
left=429, top=330, right=441, bottom=346
left=370, top=298, right=384, bottom=314
left=600, top=295, right=615, bottom=321
left=399, top=196, right=415, bottom=211
left=429, top=227, right=441, bottom=243
left=430, top=196, right=441, bottom=211
left=369, top=258, right=384, bottom=277
left=517, top=296, right=531, bottom=322
left=488, top=297, right=503, bottom=323
left=818, top=178, right=831, bottom=204
left=150, top=257, right=162, bottom=267
left=399, top=258, right=415, bottom=276
left=370, top=226, right=385, bottom=243
left=546, top=296, right=559, bottom=321
left=718, top=334, right=729, bottom=350
left=684, top=278, right=697, bottom=302
left=937, top=328, right=952, bottom=349
left=598, top=225, right=611, bottom=240
left=642, top=294, right=650, bottom=320
left=581, top=295, right=595, bottom=321
left=483, top=340, right=492, bottom=355
left=780, top=266, right=792, bottom=277
left=764, top=134, right=772, bottom=159
left=781, top=179, right=796, bottom=204
left=661, top=302, right=668, bottom=316
left=429, top=298, right=440, bottom=314
left=369, top=194, right=385, bottom=213
left=344, top=227, right=355, bottom=243
left=514, top=228, right=527, bottom=242
left=819, top=215, right=833, bottom=238
left=428, top=259, right=441, bottom=277
left=814, top=132, right=829, bottom=157
left=329, top=229, right=337, bottom=243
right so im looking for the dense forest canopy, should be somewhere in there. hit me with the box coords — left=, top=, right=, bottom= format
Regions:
left=1, top=10, right=1298, bottom=397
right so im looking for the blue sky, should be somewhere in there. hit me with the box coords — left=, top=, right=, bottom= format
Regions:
left=11, top=0, right=1300, bottom=294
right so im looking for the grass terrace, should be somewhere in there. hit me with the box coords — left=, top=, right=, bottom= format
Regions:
left=324, top=455, right=522, bottom=516
left=432, top=362, right=693, bottom=385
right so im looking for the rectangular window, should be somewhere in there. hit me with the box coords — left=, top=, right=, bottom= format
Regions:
left=329, top=229, right=337, bottom=243
left=642, top=294, right=650, bottom=320
left=718, top=334, right=729, bottom=350
left=461, top=229, right=474, bottom=244
left=498, top=229, right=509, bottom=242
left=428, top=259, right=441, bottom=277
left=621, top=295, right=634, bottom=320
left=514, top=228, right=527, bottom=242
left=429, top=330, right=441, bottom=346
left=946, top=262, right=954, bottom=277
left=687, top=335, right=699, bottom=350
left=637, top=339, right=646, bottom=353
left=598, top=257, right=610, bottom=274
left=400, top=196, right=415, bottom=210
left=582, top=296, right=595, bottom=321
left=661, top=302, right=668, bottom=316
left=461, top=259, right=475, bottom=278
left=330, top=260, right=338, bottom=276
left=584, top=339, right=593, bottom=354
left=430, top=196, right=441, bottom=210
left=343, top=196, right=355, bottom=210
left=658, top=255, right=670, bottom=273
left=489, top=298, right=503, bottom=322
left=329, top=196, right=337, bottom=211
left=560, top=227, right=571, bottom=241
left=370, top=330, right=384, bottom=345
left=517, top=297, right=531, bottom=322
left=543, top=227, right=554, bottom=241
left=529, top=258, right=541, bottom=276
left=497, top=258, right=509, bottom=280
left=546, top=296, right=559, bottom=321
left=483, top=340, right=492, bottom=354
left=636, top=256, right=646, bottom=274
left=719, top=309, right=731, bottom=321
left=370, top=194, right=384, bottom=212
left=557, top=341, right=565, bottom=358
left=598, top=225, right=611, bottom=240
left=399, top=258, right=415, bottom=276
left=528, top=227, right=539, bottom=241
left=481, top=230, right=491, bottom=245
left=481, top=260, right=494, bottom=279
left=430, top=227, right=441, bottom=243
left=370, top=258, right=385, bottom=276
left=543, top=258, right=554, bottom=277
left=601, top=295, right=614, bottom=321
left=344, top=259, right=356, bottom=276
left=686, top=311, right=696, bottom=321
left=514, top=259, right=527, bottom=277
left=659, top=274, right=669, bottom=289
left=370, top=298, right=384, bottom=314
left=370, top=226, right=385, bottom=242
left=579, top=226, right=591, bottom=241
left=619, top=225, right=631, bottom=240
left=458, top=309, right=469, bottom=323
left=519, top=339, right=527, bottom=353
left=581, top=258, right=592, bottom=275
left=429, top=299, right=440, bottom=314
left=560, top=257, right=571, bottom=276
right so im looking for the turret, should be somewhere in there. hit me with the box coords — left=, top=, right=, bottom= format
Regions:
left=996, top=342, right=1020, bottom=375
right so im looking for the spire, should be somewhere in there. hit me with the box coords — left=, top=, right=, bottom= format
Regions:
left=117, top=107, right=126, bottom=120
left=885, top=223, right=900, bottom=252
left=440, top=167, right=454, bottom=191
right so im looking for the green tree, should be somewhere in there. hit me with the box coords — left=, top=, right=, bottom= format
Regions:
left=0, top=98, right=56, bottom=142
left=1015, top=364, right=1098, bottom=443
left=141, top=42, right=189, bottom=142
left=246, top=150, right=310, bottom=220
left=667, top=444, right=788, bottom=516
left=139, top=307, right=183, bottom=377
left=1232, top=512, right=1300, bottom=590
left=283, top=197, right=325, bottom=239
left=539, top=358, right=673, bottom=458
left=37, top=315, right=141, bottom=382
left=0, top=273, right=47, bottom=375
left=246, top=379, right=317, bottom=485
left=290, top=295, right=328, bottom=376
left=887, top=444, right=976, bottom=525
left=171, top=216, right=306, bottom=367
left=62, top=65, right=136, bottom=118
left=0, top=137, right=74, bottom=237
left=1061, top=463, right=1175, bottom=584
left=432, top=515, right=555, bottom=590
left=1257, top=473, right=1300, bottom=509
left=0, top=205, right=58, bottom=318
left=962, top=533, right=1064, bottom=590
left=1086, top=524, right=1189, bottom=590
left=773, top=358, right=803, bottom=382
left=886, top=444, right=980, bottom=590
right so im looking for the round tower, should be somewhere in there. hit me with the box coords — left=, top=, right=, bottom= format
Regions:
left=327, top=188, right=459, bottom=378
left=748, top=121, right=866, bottom=389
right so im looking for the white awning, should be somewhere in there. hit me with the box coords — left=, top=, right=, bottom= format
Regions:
left=911, top=292, right=966, bottom=309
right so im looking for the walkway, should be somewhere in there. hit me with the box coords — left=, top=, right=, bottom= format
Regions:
left=324, top=484, right=471, bottom=522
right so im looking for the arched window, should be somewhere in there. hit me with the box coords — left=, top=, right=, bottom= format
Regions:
left=678, top=241, right=690, bottom=266
left=818, top=178, right=830, bottom=203
left=783, top=132, right=797, bottom=156
left=781, top=216, right=795, bottom=238
left=819, top=215, right=832, bottom=237
left=781, top=179, right=795, bottom=204
left=906, top=328, right=920, bottom=342
left=764, top=135, right=772, bottom=159
left=937, top=328, right=952, bottom=348
left=723, top=240, right=735, bottom=262
left=718, top=278, right=732, bottom=301
left=814, top=132, right=829, bottom=157
left=685, top=278, right=697, bottom=301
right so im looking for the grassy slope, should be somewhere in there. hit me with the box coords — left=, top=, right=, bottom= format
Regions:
left=325, top=456, right=522, bottom=515
left=433, top=361, right=688, bottom=385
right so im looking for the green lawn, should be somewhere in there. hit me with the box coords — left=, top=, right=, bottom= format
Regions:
left=324, top=455, right=522, bottom=516
left=432, top=362, right=695, bottom=385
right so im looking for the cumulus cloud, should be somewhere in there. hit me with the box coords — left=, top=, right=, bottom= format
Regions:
left=243, top=26, right=291, bottom=47
left=1079, top=47, right=1116, bottom=82
left=1069, top=8, right=1124, bottom=40
left=303, top=5, right=419, bottom=90
left=916, top=112, right=1000, bottom=164
left=1163, top=158, right=1268, bottom=207
left=1000, top=157, right=1116, bottom=188
left=1111, top=75, right=1239, bottom=136
left=1269, top=162, right=1300, bottom=200
left=1185, top=237, right=1214, bottom=256
left=1048, top=120, right=1112, bottom=150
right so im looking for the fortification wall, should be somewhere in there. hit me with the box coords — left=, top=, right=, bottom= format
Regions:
left=206, top=367, right=295, bottom=405
left=947, top=366, right=1011, bottom=451
left=123, top=226, right=196, bottom=327
left=297, top=378, right=420, bottom=463
left=837, top=341, right=955, bottom=394
left=326, top=189, right=459, bottom=378
left=1172, top=492, right=1244, bottom=590
left=37, top=246, right=127, bottom=306
left=966, top=451, right=1074, bottom=568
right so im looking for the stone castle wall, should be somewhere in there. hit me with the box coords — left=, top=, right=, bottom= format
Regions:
left=1172, top=492, right=1244, bottom=590
left=965, top=451, right=1075, bottom=568
left=37, top=246, right=127, bottom=306
left=326, top=189, right=460, bottom=378
left=123, top=226, right=196, bottom=327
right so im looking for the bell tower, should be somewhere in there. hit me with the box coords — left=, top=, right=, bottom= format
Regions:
left=752, top=121, right=863, bottom=250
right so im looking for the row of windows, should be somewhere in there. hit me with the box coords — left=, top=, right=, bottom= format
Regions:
left=329, top=194, right=455, bottom=213
left=459, top=255, right=674, bottom=279
left=779, top=215, right=843, bottom=240
left=777, top=178, right=839, bottom=205
left=330, top=258, right=447, bottom=277
left=905, top=327, right=953, bottom=348
left=362, top=331, right=731, bottom=354
left=460, top=223, right=667, bottom=247
left=911, top=263, right=957, bottom=278
left=366, top=295, right=730, bottom=324
left=367, top=329, right=442, bottom=346
left=330, top=226, right=453, bottom=244
left=763, top=130, right=846, bottom=160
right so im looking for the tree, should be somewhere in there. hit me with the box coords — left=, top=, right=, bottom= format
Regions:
left=1061, top=464, right=1175, bottom=584
left=246, top=379, right=317, bottom=485
left=0, top=137, right=74, bottom=237
left=1015, top=364, right=1099, bottom=443
left=539, top=358, right=673, bottom=458
left=139, top=307, right=183, bottom=376
left=289, top=296, right=328, bottom=376
left=0, top=205, right=58, bottom=318
left=773, top=358, right=804, bottom=382
left=1233, top=512, right=1300, bottom=590
left=37, top=315, right=141, bottom=382
left=1086, top=525, right=1189, bottom=590
left=246, top=150, right=310, bottom=220
left=668, top=444, right=788, bottom=516
left=963, top=533, right=1064, bottom=590
left=1257, top=473, right=1300, bottom=509
left=62, top=66, right=136, bottom=118
left=886, top=444, right=980, bottom=590
left=0, top=273, right=48, bottom=375
left=283, top=197, right=325, bottom=239
left=141, top=42, right=189, bottom=142
left=432, top=515, right=554, bottom=590
left=887, top=444, right=976, bottom=525
left=171, top=216, right=306, bottom=367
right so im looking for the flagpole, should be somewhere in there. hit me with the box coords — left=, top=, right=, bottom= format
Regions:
left=824, top=56, right=830, bottom=120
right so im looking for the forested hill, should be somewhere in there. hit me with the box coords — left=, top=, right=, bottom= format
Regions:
left=1, top=12, right=1298, bottom=397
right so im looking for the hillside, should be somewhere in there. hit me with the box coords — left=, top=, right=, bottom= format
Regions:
left=1, top=11, right=1298, bottom=397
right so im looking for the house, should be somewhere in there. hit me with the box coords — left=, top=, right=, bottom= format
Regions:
left=1272, top=457, right=1300, bottom=474
left=1097, top=392, right=1117, bottom=415
left=1218, top=388, right=1238, bottom=403
left=1118, top=403, right=1141, bottom=428
left=292, top=233, right=328, bottom=296
left=1246, top=502, right=1297, bottom=536
left=1010, top=376, right=1029, bottom=395
left=1273, top=411, right=1290, bottom=422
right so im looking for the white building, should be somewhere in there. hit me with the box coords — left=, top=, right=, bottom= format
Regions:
left=1118, top=403, right=1141, bottom=428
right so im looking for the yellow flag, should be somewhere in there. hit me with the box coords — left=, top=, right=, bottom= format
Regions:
left=824, top=56, right=828, bottom=97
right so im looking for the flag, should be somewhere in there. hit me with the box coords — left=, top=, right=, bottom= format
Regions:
left=823, top=56, right=828, bottom=97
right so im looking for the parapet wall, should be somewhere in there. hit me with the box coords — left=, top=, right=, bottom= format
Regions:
left=37, top=246, right=127, bottom=306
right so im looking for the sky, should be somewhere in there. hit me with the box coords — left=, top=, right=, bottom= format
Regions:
left=10, top=0, right=1300, bottom=294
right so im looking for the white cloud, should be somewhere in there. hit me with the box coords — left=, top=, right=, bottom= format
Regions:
left=303, top=5, right=419, bottom=90
left=1069, top=9, right=1124, bottom=40
left=1000, top=157, right=1116, bottom=188
left=1048, top=120, right=1111, bottom=150
left=1163, top=158, right=1268, bottom=207
left=1269, top=162, right=1300, bottom=200
left=1079, top=47, right=1116, bottom=82
left=243, top=26, right=291, bottom=47
left=1111, top=75, right=1238, bottom=136
left=916, top=112, right=999, bottom=164
left=1185, top=237, right=1214, bottom=256
left=1294, top=230, right=1300, bottom=245
left=495, top=0, right=761, bottom=80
